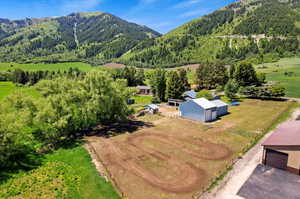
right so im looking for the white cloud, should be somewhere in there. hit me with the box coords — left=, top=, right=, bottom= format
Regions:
left=62, top=0, right=102, bottom=12
left=173, top=0, right=203, bottom=9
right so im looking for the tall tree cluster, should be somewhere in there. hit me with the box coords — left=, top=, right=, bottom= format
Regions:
left=112, top=66, right=145, bottom=87
left=0, top=70, right=132, bottom=169
left=0, top=67, right=85, bottom=85
left=195, top=62, right=228, bottom=90
left=146, top=68, right=190, bottom=102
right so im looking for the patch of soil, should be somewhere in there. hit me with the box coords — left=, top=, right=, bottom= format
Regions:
left=127, top=133, right=232, bottom=161
left=101, top=138, right=207, bottom=193
left=103, top=62, right=125, bottom=69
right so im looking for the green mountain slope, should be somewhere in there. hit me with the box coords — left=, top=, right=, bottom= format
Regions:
left=0, top=12, right=161, bottom=63
left=120, top=0, right=300, bottom=67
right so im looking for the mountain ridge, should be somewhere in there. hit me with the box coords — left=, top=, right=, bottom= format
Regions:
left=0, top=12, right=161, bottom=63
left=120, top=0, right=300, bottom=67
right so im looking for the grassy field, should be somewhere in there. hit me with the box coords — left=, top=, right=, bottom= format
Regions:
left=256, top=57, right=300, bottom=98
left=87, top=99, right=295, bottom=199
left=131, top=95, right=153, bottom=111
left=0, top=146, right=121, bottom=199
left=0, top=81, right=40, bottom=100
left=0, top=62, right=94, bottom=72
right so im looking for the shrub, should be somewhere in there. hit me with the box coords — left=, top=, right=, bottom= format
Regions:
left=197, top=90, right=213, bottom=100
left=0, top=162, right=80, bottom=199
left=224, top=79, right=239, bottom=101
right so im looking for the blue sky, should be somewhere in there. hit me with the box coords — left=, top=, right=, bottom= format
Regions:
left=0, top=0, right=237, bottom=34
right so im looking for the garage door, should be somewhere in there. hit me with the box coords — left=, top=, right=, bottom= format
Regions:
left=265, top=149, right=288, bottom=170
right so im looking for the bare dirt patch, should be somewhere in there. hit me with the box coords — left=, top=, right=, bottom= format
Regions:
left=87, top=99, right=292, bottom=199
left=103, top=62, right=126, bottom=69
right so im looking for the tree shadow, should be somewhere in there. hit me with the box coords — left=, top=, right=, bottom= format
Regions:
left=86, top=119, right=154, bottom=138
left=0, top=152, right=44, bottom=185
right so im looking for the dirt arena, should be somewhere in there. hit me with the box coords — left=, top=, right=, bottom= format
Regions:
left=87, top=119, right=235, bottom=199
left=87, top=99, right=292, bottom=199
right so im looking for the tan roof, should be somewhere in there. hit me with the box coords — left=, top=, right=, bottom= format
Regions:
left=262, top=121, right=300, bottom=147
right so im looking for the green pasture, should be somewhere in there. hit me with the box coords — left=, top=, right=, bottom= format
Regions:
left=256, top=57, right=300, bottom=98
left=0, top=62, right=94, bottom=72
left=0, top=81, right=40, bottom=100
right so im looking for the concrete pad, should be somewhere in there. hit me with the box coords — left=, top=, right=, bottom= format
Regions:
left=238, top=164, right=300, bottom=199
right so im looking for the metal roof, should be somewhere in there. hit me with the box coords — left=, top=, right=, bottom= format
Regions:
left=211, top=100, right=228, bottom=107
left=145, top=104, right=159, bottom=110
left=193, top=98, right=216, bottom=109
left=184, top=90, right=197, bottom=99
left=262, top=121, right=300, bottom=147
left=137, top=85, right=151, bottom=90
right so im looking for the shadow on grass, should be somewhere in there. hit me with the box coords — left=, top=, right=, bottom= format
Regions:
left=86, top=119, right=154, bottom=138
left=0, top=152, right=44, bottom=185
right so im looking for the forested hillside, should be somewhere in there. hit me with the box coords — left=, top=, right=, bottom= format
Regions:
left=120, top=0, right=300, bottom=67
left=0, top=12, right=160, bottom=63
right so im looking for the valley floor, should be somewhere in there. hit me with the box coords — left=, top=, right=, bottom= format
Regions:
left=256, top=57, right=300, bottom=98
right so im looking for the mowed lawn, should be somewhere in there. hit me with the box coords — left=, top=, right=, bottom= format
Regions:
left=87, top=99, right=296, bottom=199
left=0, top=81, right=40, bottom=100
left=0, top=62, right=94, bottom=72
left=256, top=57, right=300, bottom=98
left=0, top=146, right=121, bottom=199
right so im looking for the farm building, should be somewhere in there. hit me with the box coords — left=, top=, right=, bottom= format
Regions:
left=144, top=104, right=159, bottom=114
left=183, top=90, right=197, bottom=100
left=137, top=85, right=152, bottom=95
left=179, top=98, right=228, bottom=122
left=179, top=98, right=217, bottom=122
left=262, top=121, right=300, bottom=175
left=168, top=99, right=184, bottom=106
left=211, top=100, right=228, bottom=116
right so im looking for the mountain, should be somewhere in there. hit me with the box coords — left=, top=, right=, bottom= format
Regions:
left=120, top=0, right=300, bottom=67
left=0, top=12, right=161, bottom=63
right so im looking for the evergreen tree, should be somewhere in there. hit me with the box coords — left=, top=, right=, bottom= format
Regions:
left=154, top=68, right=166, bottom=102
left=234, top=62, right=258, bottom=87
left=165, top=71, right=183, bottom=100
left=178, top=68, right=190, bottom=92
left=196, top=62, right=228, bottom=89
left=225, top=79, right=239, bottom=101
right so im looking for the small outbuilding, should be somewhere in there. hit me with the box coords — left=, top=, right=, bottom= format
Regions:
left=183, top=90, right=197, bottom=100
left=168, top=99, right=184, bottom=106
left=262, top=121, right=300, bottom=175
left=137, top=85, right=152, bottom=95
left=179, top=98, right=217, bottom=122
left=144, top=104, right=159, bottom=114
left=211, top=100, right=228, bottom=116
